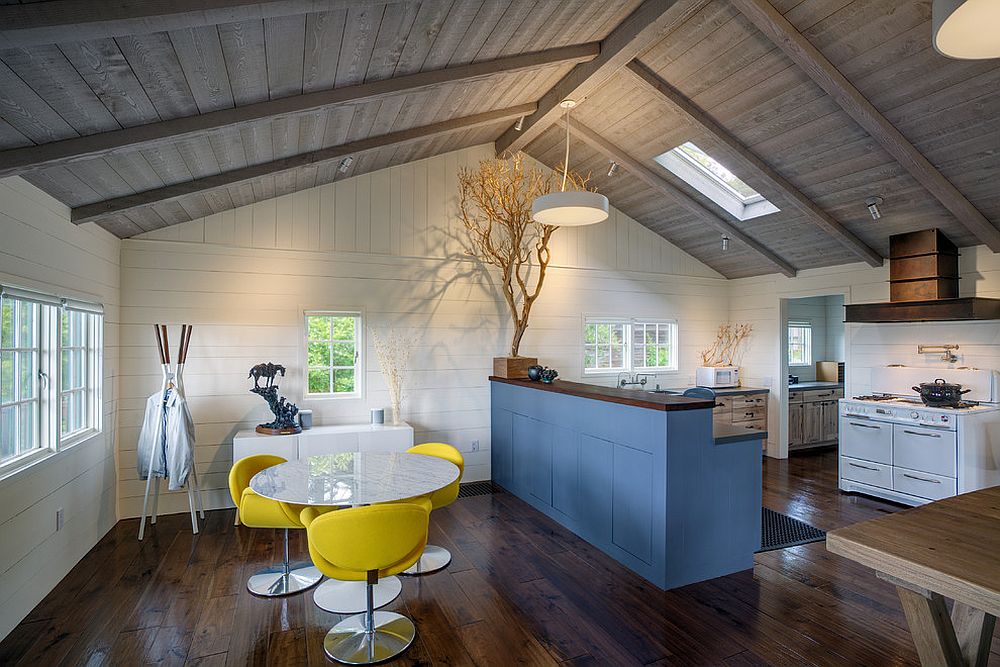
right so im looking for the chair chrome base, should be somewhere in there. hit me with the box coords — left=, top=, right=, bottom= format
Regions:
left=324, top=611, right=415, bottom=665
left=247, top=561, right=322, bottom=597
left=401, top=544, right=452, bottom=575
left=313, top=576, right=402, bottom=613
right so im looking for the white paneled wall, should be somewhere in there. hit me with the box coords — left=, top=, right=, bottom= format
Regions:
left=730, top=246, right=1000, bottom=457
left=0, top=177, right=121, bottom=639
left=120, top=144, right=729, bottom=517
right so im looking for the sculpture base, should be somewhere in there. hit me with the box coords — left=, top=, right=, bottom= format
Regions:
left=256, top=425, right=302, bottom=435
left=492, top=356, right=537, bottom=379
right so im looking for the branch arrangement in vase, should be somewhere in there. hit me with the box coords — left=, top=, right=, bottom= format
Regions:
left=370, top=326, right=415, bottom=425
left=700, top=323, right=753, bottom=368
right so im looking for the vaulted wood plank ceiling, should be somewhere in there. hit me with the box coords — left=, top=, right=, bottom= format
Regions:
left=0, top=0, right=998, bottom=279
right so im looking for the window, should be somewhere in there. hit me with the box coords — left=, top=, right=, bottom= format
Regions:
left=788, top=320, right=813, bottom=367
left=1, top=298, right=40, bottom=464
left=653, top=142, right=780, bottom=221
left=584, top=318, right=678, bottom=374
left=306, top=312, right=362, bottom=397
left=0, top=286, right=103, bottom=476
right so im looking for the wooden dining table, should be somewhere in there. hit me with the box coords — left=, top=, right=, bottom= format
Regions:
left=827, top=486, right=1000, bottom=667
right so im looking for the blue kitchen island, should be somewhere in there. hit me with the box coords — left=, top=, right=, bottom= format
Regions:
left=490, top=377, right=763, bottom=590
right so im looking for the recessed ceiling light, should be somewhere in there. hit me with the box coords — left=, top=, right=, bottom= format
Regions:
left=338, top=156, right=354, bottom=173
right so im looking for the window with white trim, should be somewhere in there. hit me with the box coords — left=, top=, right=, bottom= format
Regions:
left=584, top=318, right=678, bottom=374
left=306, top=312, right=362, bottom=397
left=0, top=286, right=103, bottom=476
left=788, top=320, right=813, bottom=367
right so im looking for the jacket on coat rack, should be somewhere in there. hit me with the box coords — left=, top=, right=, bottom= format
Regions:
left=136, top=388, right=195, bottom=491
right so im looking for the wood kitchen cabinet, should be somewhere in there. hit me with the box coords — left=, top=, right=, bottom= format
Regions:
left=788, top=386, right=843, bottom=451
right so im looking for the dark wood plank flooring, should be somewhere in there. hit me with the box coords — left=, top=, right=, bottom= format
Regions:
left=3, top=450, right=997, bottom=665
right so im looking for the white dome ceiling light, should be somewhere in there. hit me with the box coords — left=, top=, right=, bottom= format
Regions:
left=933, top=0, right=1000, bottom=60
left=531, top=100, right=609, bottom=227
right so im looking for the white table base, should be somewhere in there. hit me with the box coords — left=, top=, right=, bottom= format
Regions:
left=313, top=576, right=402, bottom=614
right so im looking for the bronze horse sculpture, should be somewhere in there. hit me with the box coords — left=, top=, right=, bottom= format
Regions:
left=248, top=362, right=286, bottom=389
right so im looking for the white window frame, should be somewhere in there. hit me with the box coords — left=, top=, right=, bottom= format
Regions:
left=583, top=316, right=680, bottom=376
left=631, top=319, right=679, bottom=373
left=0, top=286, right=103, bottom=482
left=787, top=319, right=813, bottom=368
left=654, top=142, right=780, bottom=222
left=304, top=310, right=364, bottom=399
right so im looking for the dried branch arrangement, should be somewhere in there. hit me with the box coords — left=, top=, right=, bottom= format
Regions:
left=458, top=152, right=592, bottom=357
left=370, top=326, right=415, bottom=425
left=700, top=323, right=754, bottom=367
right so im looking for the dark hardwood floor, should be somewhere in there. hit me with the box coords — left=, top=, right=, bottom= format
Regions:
left=2, top=451, right=995, bottom=666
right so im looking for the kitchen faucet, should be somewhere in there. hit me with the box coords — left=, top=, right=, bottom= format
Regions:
left=619, top=372, right=656, bottom=389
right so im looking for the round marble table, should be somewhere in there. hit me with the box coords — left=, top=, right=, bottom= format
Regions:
left=249, top=452, right=460, bottom=614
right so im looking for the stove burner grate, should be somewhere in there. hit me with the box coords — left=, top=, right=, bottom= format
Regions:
left=851, top=395, right=895, bottom=401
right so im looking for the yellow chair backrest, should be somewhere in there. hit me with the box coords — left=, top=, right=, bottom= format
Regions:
left=407, top=443, right=464, bottom=509
left=229, top=454, right=287, bottom=506
left=302, top=503, right=429, bottom=577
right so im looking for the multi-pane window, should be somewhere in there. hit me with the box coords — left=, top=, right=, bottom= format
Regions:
left=1, top=298, right=40, bottom=464
left=583, top=320, right=628, bottom=373
left=788, top=320, right=813, bottom=367
left=584, top=318, right=678, bottom=374
left=60, top=310, right=90, bottom=437
left=0, top=287, right=103, bottom=477
left=306, top=312, right=362, bottom=396
left=632, top=321, right=678, bottom=371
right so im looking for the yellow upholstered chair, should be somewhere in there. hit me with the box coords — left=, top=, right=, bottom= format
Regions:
left=400, top=442, right=464, bottom=575
left=229, top=454, right=322, bottom=597
left=301, top=500, right=430, bottom=664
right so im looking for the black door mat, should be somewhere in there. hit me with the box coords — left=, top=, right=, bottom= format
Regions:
left=758, top=507, right=826, bottom=552
left=458, top=481, right=500, bottom=498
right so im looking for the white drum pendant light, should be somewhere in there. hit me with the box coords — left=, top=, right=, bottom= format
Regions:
left=933, top=0, right=1000, bottom=60
left=531, top=100, right=609, bottom=227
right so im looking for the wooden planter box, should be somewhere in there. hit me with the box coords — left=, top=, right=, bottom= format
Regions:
left=493, top=356, right=538, bottom=379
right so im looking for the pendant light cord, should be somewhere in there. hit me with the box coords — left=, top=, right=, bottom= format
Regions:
left=561, top=107, right=570, bottom=192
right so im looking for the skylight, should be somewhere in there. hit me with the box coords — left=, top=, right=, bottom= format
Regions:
left=654, top=142, right=779, bottom=221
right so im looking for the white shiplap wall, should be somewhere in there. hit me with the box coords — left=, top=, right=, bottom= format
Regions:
left=730, top=246, right=1000, bottom=457
left=119, top=144, right=730, bottom=517
left=0, top=177, right=121, bottom=639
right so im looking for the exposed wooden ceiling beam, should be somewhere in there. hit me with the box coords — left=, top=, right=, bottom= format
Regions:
left=568, top=119, right=797, bottom=277
left=71, top=102, right=536, bottom=226
left=0, top=43, right=598, bottom=180
left=624, top=60, right=884, bottom=268
left=729, top=0, right=1000, bottom=253
left=495, top=0, right=708, bottom=156
left=0, top=0, right=388, bottom=48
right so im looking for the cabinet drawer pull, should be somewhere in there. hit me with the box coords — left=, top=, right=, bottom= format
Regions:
left=903, top=473, right=941, bottom=484
left=849, top=422, right=880, bottom=429
left=902, top=430, right=941, bottom=438
left=848, top=462, right=879, bottom=471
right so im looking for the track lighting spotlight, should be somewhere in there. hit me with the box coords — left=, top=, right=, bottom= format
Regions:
left=514, top=116, right=525, bottom=131
left=338, top=156, right=354, bottom=173
left=607, top=161, right=620, bottom=177
left=865, top=196, right=883, bottom=221
left=721, top=235, right=730, bottom=251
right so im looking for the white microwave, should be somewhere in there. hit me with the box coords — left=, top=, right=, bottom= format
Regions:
left=696, top=366, right=740, bottom=388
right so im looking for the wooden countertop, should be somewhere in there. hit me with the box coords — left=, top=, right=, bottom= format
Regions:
left=489, top=377, right=715, bottom=411
left=665, top=385, right=770, bottom=396
left=827, top=486, right=1000, bottom=618
left=789, top=381, right=843, bottom=391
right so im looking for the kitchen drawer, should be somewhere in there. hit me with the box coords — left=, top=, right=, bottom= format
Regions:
left=892, top=466, right=956, bottom=501
left=788, top=391, right=803, bottom=404
left=840, top=417, right=892, bottom=464
left=714, top=396, right=733, bottom=411
left=892, top=424, right=957, bottom=477
left=733, top=406, right=766, bottom=423
left=841, top=456, right=892, bottom=489
left=732, top=395, right=767, bottom=410
left=804, top=388, right=844, bottom=402
left=736, top=418, right=766, bottom=432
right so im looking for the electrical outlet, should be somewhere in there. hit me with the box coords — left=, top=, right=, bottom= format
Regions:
left=56, top=507, right=64, bottom=532
left=471, top=440, right=480, bottom=452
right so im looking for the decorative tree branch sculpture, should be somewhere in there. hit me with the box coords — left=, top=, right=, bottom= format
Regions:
left=458, top=152, right=592, bottom=357
left=700, top=323, right=754, bottom=367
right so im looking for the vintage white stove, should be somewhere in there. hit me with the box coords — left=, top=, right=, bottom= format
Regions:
left=839, top=366, right=1000, bottom=506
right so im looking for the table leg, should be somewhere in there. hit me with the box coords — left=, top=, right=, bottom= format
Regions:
left=951, top=602, right=996, bottom=667
left=896, top=586, right=963, bottom=667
